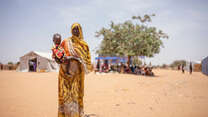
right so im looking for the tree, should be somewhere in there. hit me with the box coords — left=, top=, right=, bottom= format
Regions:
left=132, top=57, right=142, bottom=66
left=16, top=62, right=20, bottom=65
left=96, top=14, right=168, bottom=66
left=8, top=62, right=13, bottom=65
left=161, top=64, right=168, bottom=69
left=170, top=60, right=186, bottom=68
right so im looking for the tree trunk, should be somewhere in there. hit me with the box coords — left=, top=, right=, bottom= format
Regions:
left=127, top=56, right=131, bottom=68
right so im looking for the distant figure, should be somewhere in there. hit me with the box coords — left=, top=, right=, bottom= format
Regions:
left=189, top=62, right=192, bottom=74
left=130, top=64, right=134, bottom=73
left=141, top=66, right=145, bottom=75
left=117, top=64, right=120, bottom=73
left=120, top=63, right=124, bottom=73
left=33, top=62, right=37, bottom=72
left=178, top=64, right=181, bottom=70
left=0, top=64, right=3, bottom=70
left=96, top=59, right=100, bottom=72
left=182, top=64, right=185, bottom=73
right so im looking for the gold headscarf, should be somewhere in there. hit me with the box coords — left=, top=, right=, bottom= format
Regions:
left=71, top=23, right=84, bottom=40
left=70, top=23, right=92, bottom=72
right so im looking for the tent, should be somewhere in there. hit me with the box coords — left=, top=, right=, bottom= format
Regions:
left=202, top=56, right=208, bottom=75
left=17, top=51, right=59, bottom=72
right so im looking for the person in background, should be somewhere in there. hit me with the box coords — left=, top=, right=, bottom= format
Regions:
left=33, top=62, right=37, bottom=72
left=189, top=62, right=193, bottom=74
left=96, top=59, right=100, bottom=72
left=178, top=64, right=181, bottom=70
left=182, top=64, right=185, bottom=74
left=0, top=64, right=2, bottom=70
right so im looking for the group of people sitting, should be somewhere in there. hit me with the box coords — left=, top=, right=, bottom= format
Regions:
left=130, top=66, right=154, bottom=76
left=95, top=63, right=154, bottom=76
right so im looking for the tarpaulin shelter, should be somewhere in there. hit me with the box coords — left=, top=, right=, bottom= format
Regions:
left=95, top=57, right=128, bottom=63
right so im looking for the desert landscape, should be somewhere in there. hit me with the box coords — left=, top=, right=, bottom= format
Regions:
left=0, top=70, right=208, bottom=117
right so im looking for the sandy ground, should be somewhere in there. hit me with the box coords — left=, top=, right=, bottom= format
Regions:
left=0, top=70, right=208, bottom=117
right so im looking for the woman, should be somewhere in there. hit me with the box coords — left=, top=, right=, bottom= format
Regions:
left=58, top=23, right=92, bottom=117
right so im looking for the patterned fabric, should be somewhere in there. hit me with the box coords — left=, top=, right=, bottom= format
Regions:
left=52, top=45, right=65, bottom=63
left=58, top=63, right=85, bottom=117
left=70, top=23, right=92, bottom=72
left=58, top=23, right=91, bottom=117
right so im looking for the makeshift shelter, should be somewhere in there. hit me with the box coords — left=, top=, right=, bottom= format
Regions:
left=95, top=56, right=128, bottom=64
left=186, top=61, right=201, bottom=72
left=202, top=56, right=208, bottom=75
left=17, top=51, right=59, bottom=72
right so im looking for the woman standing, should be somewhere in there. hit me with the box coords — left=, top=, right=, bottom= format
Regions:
left=58, top=23, right=92, bottom=117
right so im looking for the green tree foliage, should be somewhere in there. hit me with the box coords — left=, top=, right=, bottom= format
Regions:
left=96, top=14, right=168, bottom=58
left=132, top=57, right=142, bottom=66
left=16, top=62, right=20, bottom=65
left=8, top=62, right=13, bottom=65
left=170, top=60, right=186, bottom=68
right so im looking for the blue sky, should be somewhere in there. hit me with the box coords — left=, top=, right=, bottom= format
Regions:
left=0, top=0, right=208, bottom=65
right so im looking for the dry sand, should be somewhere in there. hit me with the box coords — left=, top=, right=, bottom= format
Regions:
left=0, top=70, right=208, bottom=117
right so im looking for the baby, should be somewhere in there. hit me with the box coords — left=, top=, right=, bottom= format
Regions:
left=52, top=33, right=71, bottom=76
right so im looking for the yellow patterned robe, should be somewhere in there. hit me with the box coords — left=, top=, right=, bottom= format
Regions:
left=58, top=23, right=92, bottom=117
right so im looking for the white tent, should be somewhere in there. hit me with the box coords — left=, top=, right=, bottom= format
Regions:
left=17, top=51, right=59, bottom=72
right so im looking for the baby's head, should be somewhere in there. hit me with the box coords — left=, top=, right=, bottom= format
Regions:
left=53, top=33, right=62, bottom=46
